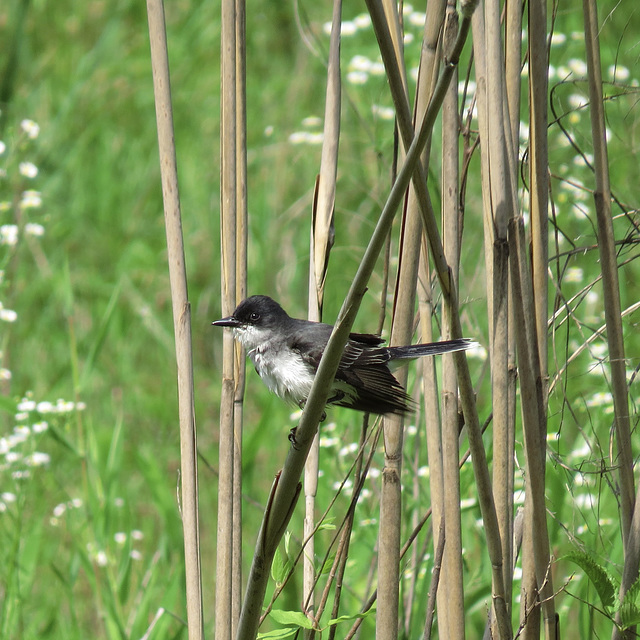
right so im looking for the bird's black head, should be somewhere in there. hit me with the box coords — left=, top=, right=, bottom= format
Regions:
left=212, top=295, right=290, bottom=330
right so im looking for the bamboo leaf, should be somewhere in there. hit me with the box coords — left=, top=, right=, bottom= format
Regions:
left=257, top=627, right=299, bottom=639
left=271, top=547, right=292, bottom=586
left=268, top=609, right=314, bottom=629
left=328, top=604, right=376, bottom=625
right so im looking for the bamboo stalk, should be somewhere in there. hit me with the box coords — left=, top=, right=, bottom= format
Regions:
left=218, top=0, right=239, bottom=636
left=581, top=2, right=636, bottom=638
left=376, top=0, right=411, bottom=635
left=472, top=0, right=518, bottom=632
left=508, top=215, right=557, bottom=638
left=410, top=0, right=447, bottom=628
left=232, top=0, right=248, bottom=632
left=440, top=2, right=465, bottom=637
left=412, top=2, right=448, bottom=628
left=304, top=0, right=341, bottom=632
left=146, top=1, right=203, bottom=638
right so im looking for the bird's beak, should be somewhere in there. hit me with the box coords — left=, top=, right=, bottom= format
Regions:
left=211, top=316, right=241, bottom=328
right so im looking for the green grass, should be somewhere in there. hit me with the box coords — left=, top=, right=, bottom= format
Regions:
left=0, top=0, right=639, bottom=638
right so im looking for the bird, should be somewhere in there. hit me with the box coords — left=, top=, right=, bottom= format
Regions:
left=212, top=295, right=476, bottom=417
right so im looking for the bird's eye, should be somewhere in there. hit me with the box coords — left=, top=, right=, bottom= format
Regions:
left=249, top=312, right=260, bottom=322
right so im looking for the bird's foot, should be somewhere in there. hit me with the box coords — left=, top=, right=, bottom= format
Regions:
left=288, top=426, right=300, bottom=450
left=296, top=400, right=327, bottom=423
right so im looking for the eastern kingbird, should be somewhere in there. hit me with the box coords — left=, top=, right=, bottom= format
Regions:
left=212, top=295, right=476, bottom=416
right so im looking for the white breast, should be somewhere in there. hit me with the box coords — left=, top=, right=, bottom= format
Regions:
left=249, top=345, right=315, bottom=406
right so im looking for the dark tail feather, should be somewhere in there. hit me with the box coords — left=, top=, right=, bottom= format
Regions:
left=387, top=338, right=477, bottom=361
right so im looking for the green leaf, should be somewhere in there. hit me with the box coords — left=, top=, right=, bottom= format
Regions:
left=563, top=550, right=617, bottom=611
left=619, top=576, right=640, bottom=630
left=268, top=609, right=314, bottom=629
left=329, top=604, right=376, bottom=625
left=317, top=517, right=336, bottom=532
left=319, top=552, right=336, bottom=575
left=271, top=547, right=290, bottom=585
left=257, top=628, right=299, bottom=639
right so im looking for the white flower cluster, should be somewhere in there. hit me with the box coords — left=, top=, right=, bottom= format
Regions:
left=0, top=393, right=86, bottom=485
left=0, top=118, right=45, bottom=247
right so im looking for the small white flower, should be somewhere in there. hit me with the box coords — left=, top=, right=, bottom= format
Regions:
left=95, top=550, right=108, bottom=567
left=0, top=369, right=11, bottom=380
left=5, top=451, right=21, bottom=463
left=56, top=399, right=76, bottom=413
left=289, top=131, right=309, bottom=144
left=607, top=65, right=630, bottom=81
left=372, top=104, right=395, bottom=120
left=114, top=532, right=127, bottom=545
left=586, top=391, right=613, bottom=408
left=347, top=70, right=368, bottom=85
left=338, top=442, right=358, bottom=457
left=569, top=93, right=588, bottom=109
left=301, top=116, right=322, bottom=128
left=0, top=308, right=18, bottom=323
left=32, top=421, right=48, bottom=433
left=319, top=436, right=339, bottom=448
left=20, top=119, right=40, bottom=139
left=288, top=131, right=323, bottom=145
left=70, top=498, right=83, bottom=509
left=359, top=518, right=378, bottom=527
left=0, top=141, right=5, bottom=154
left=36, top=401, right=54, bottom=413
left=354, top=14, right=371, bottom=29
left=53, top=503, right=67, bottom=518
left=0, top=225, right=19, bottom=246
left=1, top=492, right=16, bottom=503
left=568, top=58, right=588, bottom=76
left=565, top=267, right=583, bottom=283
left=20, top=190, right=42, bottom=209
left=26, top=451, right=50, bottom=466
left=25, top=223, right=45, bottom=237
left=341, top=20, right=357, bottom=36
left=131, top=529, right=144, bottom=540
left=18, top=399, right=37, bottom=412
left=130, top=549, right=143, bottom=561
left=19, top=162, right=38, bottom=179
left=550, top=32, right=566, bottom=46
left=349, top=55, right=372, bottom=72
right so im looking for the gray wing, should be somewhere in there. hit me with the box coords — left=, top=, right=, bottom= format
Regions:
left=289, top=320, right=387, bottom=372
